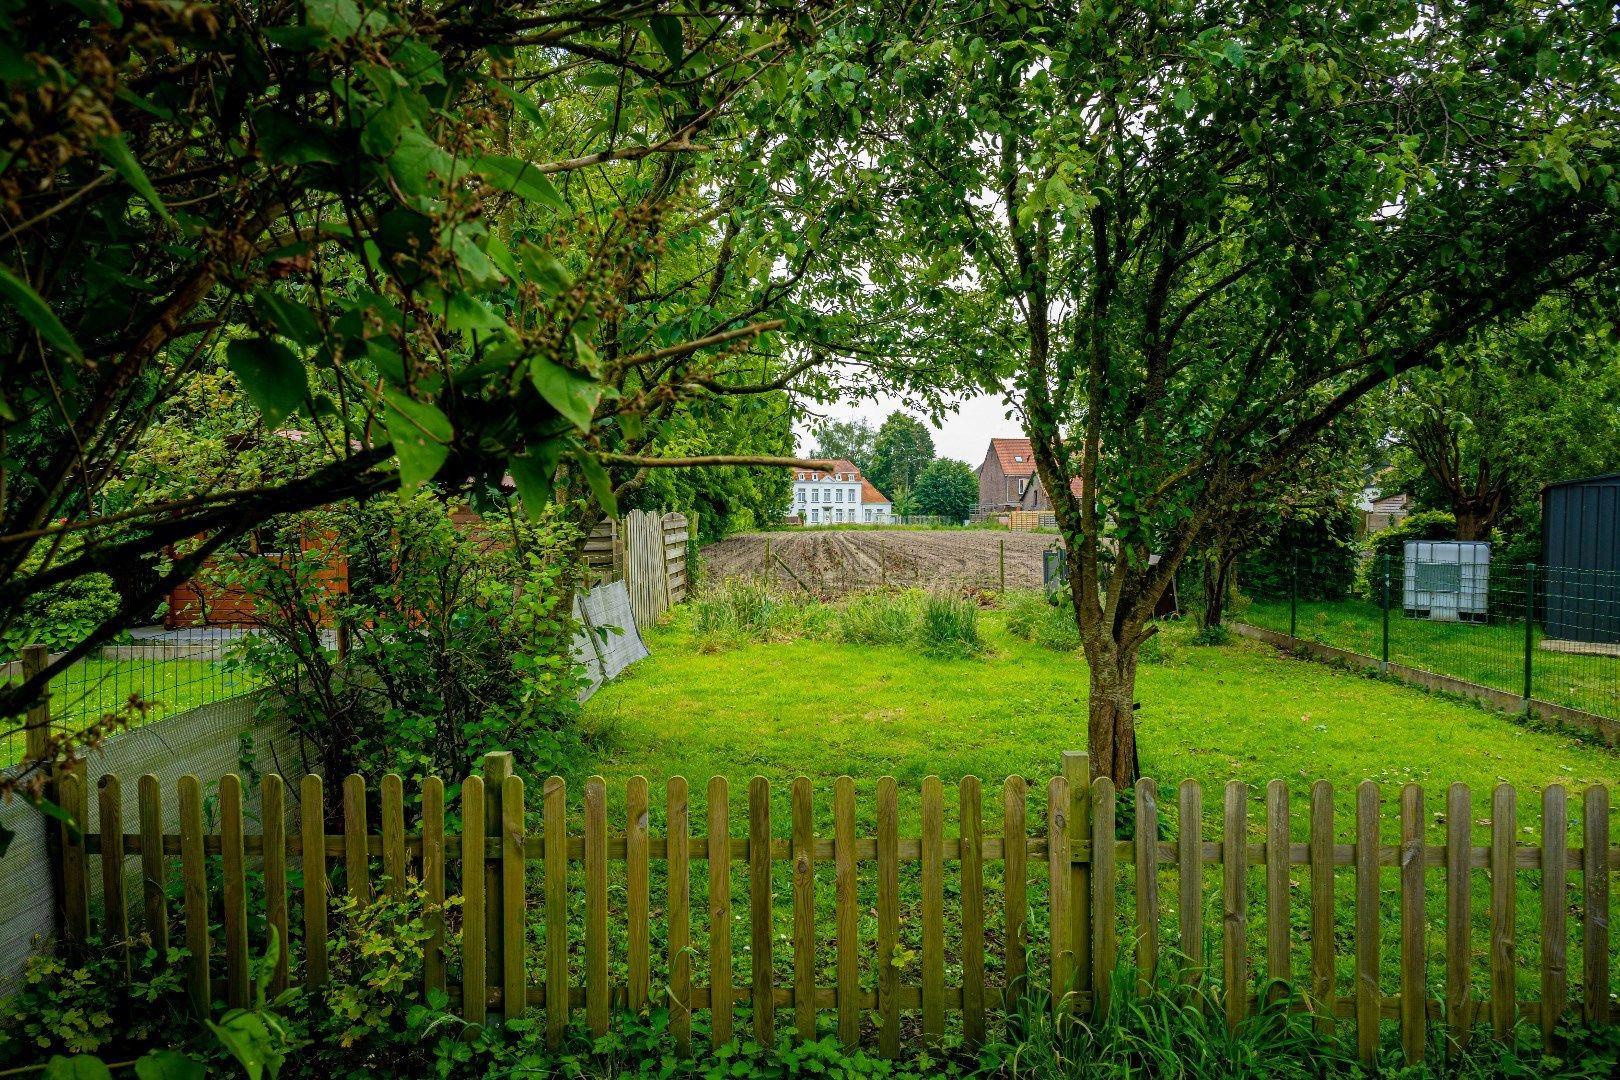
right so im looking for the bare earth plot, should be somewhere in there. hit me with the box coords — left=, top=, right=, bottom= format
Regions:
left=699, top=529, right=1056, bottom=593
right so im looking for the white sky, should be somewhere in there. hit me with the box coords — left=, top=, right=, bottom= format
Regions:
left=793, top=391, right=1024, bottom=465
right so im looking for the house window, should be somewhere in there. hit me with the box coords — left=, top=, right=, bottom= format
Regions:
left=823, top=488, right=830, bottom=502
left=864, top=509, right=872, bottom=522
left=1018, top=478, right=1029, bottom=495
left=810, top=509, right=819, bottom=523
left=1014, top=455, right=1024, bottom=462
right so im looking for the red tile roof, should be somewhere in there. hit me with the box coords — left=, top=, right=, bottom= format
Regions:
left=989, top=437, right=1037, bottom=477
left=861, top=478, right=890, bottom=505
left=794, top=460, right=891, bottom=504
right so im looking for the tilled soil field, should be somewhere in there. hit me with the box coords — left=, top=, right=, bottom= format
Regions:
left=699, top=529, right=1056, bottom=593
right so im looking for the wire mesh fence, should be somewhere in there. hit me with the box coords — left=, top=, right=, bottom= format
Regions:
left=2, top=627, right=263, bottom=766
left=1242, top=550, right=1620, bottom=723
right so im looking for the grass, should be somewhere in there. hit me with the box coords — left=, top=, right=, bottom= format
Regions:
left=1243, top=596, right=1620, bottom=721
left=2, top=657, right=258, bottom=765
left=571, top=591, right=1618, bottom=1016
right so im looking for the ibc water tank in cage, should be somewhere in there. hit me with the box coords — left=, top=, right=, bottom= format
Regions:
left=1403, top=541, right=1490, bottom=622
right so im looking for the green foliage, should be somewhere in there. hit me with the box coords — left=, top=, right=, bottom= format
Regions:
left=919, top=592, right=983, bottom=656
left=868, top=414, right=936, bottom=504
left=1363, top=510, right=1461, bottom=563
left=691, top=580, right=812, bottom=650
left=1238, top=500, right=1361, bottom=602
left=0, top=938, right=185, bottom=1058
left=911, top=458, right=978, bottom=522
left=207, top=929, right=303, bottom=1080
left=808, top=418, right=878, bottom=475
left=1003, top=589, right=1082, bottom=652
left=222, top=491, right=587, bottom=784
left=838, top=589, right=924, bottom=647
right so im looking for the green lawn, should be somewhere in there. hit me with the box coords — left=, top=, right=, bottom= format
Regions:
left=572, top=604, right=1617, bottom=1008
left=1243, top=596, right=1620, bottom=721
left=2, top=657, right=258, bottom=765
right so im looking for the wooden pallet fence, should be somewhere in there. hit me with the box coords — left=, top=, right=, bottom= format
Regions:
left=53, top=753, right=1619, bottom=1062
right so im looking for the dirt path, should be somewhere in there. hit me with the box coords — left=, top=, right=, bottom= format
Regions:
left=699, top=529, right=1057, bottom=593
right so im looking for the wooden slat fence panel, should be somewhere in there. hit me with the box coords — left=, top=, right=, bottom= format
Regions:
left=55, top=752, right=1620, bottom=1063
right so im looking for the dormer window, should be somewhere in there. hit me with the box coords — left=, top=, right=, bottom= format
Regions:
left=1013, top=455, right=1024, bottom=462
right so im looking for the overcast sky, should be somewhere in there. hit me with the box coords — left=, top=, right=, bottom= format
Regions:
left=792, top=391, right=1025, bottom=465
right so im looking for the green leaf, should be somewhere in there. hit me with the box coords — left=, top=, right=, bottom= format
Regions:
left=530, top=355, right=602, bottom=431
left=650, top=15, right=685, bottom=68
left=227, top=338, right=307, bottom=429
left=473, top=155, right=567, bottom=211
left=507, top=442, right=563, bottom=519
left=93, top=133, right=174, bottom=225
left=43, top=1055, right=114, bottom=1080
left=1222, top=39, right=1245, bottom=68
left=253, top=290, right=321, bottom=347
left=304, top=0, right=362, bottom=40
left=62, top=0, right=122, bottom=27
left=517, top=246, right=572, bottom=297
left=253, top=110, right=339, bottom=165
left=24, top=793, right=81, bottom=839
left=575, top=451, right=618, bottom=518
left=134, top=1050, right=206, bottom=1080
left=0, top=266, right=82, bottom=360
left=381, top=388, right=452, bottom=489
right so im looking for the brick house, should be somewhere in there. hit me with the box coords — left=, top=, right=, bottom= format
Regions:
left=1017, top=471, right=1084, bottom=511
left=976, top=437, right=1039, bottom=511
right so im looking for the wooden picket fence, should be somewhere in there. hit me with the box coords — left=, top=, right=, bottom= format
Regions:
left=51, top=751, right=1617, bottom=1064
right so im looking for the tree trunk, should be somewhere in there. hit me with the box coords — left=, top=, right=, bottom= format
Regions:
left=1201, top=549, right=1236, bottom=629
left=1084, top=636, right=1141, bottom=785
left=1454, top=501, right=1493, bottom=541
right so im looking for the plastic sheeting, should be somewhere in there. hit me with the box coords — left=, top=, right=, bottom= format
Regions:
left=574, top=579, right=649, bottom=701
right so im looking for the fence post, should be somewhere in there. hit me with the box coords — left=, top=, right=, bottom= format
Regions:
left=1289, top=552, right=1298, bottom=646
left=482, top=750, right=513, bottom=1012
left=22, top=643, right=49, bottom=763
left=1523, top=563, right=1536, bottom=707
left=1381, top=552, right=1391, bottom=672
left=765, top=537, right=772, bottom=587
left=1061, top=751, right=1092, bottom=1006
left=999, top=538, right=1006, bottom=592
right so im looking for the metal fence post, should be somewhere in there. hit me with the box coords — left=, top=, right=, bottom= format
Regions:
left=1289, top=552, right=1298, bottom=646
left=1381, top=553, right=1391, bottom=672
left=1524, top=563, right=1536, bottom=707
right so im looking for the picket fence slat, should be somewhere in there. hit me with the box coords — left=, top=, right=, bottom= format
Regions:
left=544, top=776, right=567, bottom=1047
left=1355, top=781, right=1380, bottom=1064
left=1179, top=780, right=1204, bottom=999
left=60, top=770, right=89, bottom=946
left=667, top=777, right=692, bottom=1056
left=1400, top=784, right=1425, bottom=1064
left=177, top=774, right=208, bottom=1015
left=1309, top=781, right=1333, bottom=1030
left=502, top=774, right=527, bottom=1020
left=97, top=774, right=129, bottom=980
left=301, top=775, right=328, bottom=990
left=1446, top=782, right=1471, bottom=1055
left=1584, top=785, right=1610, bottom=1026
left=877, top=775, right=900, bottom=1058
left=1223, top=781, right=1247, bottom=1033
left=1134, top=777, right=1158, bottom=994
left=791, top=776, right=816, bottom=1043
left=1541, top=785, right=1567, bottom=1051
left=57, top=760, right=1620, bottom=1065
left=627, top=776, right=651, bottom=1015
left=221, top=773, right=250, bottom=1010
left=264, top=775, right=289, bottom=995
left=1491, top=784, right=1516, bottom=1041
left=921, top=775, right=945, bottom=1041
left=462, top=775, right=487, bottom=1026
left=586, top=775, right=609, bottom=1036
left=137, top=774, right=169, bottom=962
left=834, top=776, right=859, bottom=1047
left=707, top=776, right=733, bottom=1047
left=1063, top=753, right=1091, bottom=1001
left=960, top=776, right=986, bottom=1047
left=749, top=776, right=773, bottom=1044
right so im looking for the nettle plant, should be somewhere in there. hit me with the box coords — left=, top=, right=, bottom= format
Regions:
left=213, top=491, right=587, bottom=788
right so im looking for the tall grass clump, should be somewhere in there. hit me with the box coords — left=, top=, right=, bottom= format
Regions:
left=837, top=589, right=922, bottom=645
left=690, top=579, right=802, bottom=650
left=1003, top=588, right=1081, bottom=651
left=920, top=591, right=982, bottom=656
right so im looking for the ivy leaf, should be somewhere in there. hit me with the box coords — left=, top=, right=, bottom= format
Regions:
left=227, top=338, right=308, bottom=429
left=0, top=266, right=82, bottom=360
left=649, top=15, right=684, bottom=68
left=473, top=155, right=567, bottom=211
left=507, top=442, right=563, bottom=519
left=575, top=451, right=618, bottom=518
left=530, top=355, right=602, bottom=431
left=381, top=388, right=452, bottom=489
left=93, top=133, right=174, bottom=225
left=133, top=1051, right=206, bottom=1080
left=42, top=1056, right=113, bottom=1080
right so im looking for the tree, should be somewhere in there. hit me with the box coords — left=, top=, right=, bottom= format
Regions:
left=1382, top=297, right=1620, bottom=541
left=0, top=2, right=870, bottom=793
left=913, top=459, right=979, bottom=522
left=868, top=412, right=935, bottom=502
left=822, top=1, right=1620, bottom=782
left=809, top=418, right=879, bottom=474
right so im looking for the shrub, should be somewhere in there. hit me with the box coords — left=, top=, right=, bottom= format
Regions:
left=0, top=937, right=186, bottom=1058
left=0, top=541, right=123, bottom=662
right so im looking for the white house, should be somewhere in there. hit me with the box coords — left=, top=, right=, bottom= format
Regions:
left=787, top=459, right=893, bottom=525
